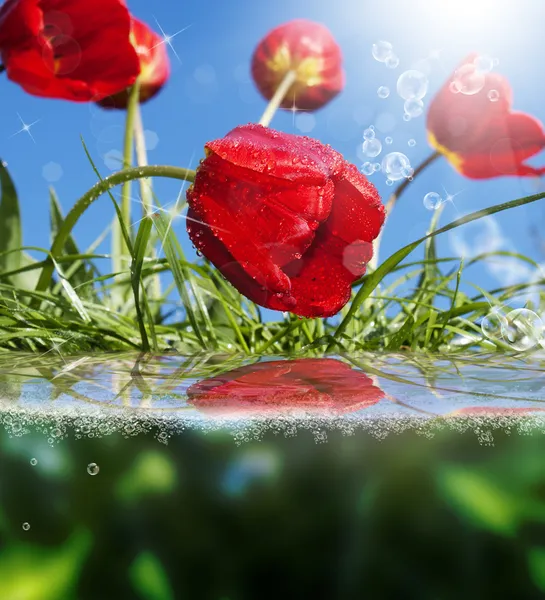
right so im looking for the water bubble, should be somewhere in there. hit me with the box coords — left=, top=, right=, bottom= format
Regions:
left=481, top=310, right=508, bottom=341
left=360, top=162, right=374, bottom=176
left=363, top=127, right=375, bottom=140
left=87, top=462, right=100, bottom=476
left=381, top=152, right=411, bottom=181
left=503, top=308, right=543, bottom=351
left=372, top=41, right=393, bottom=62
left=373, top=162, right=381, bottom=171
left=403, top=114, right=411, bottom=122
left=377, top=86, right=390, bottom=99
left=22, top=522, right=30, bottom=531
left=449, top=81, right=460, bottom=94
left=397, top=70, right=428, bottom=100
left=401, top=166, right=414, bottom=178
left=362, top=138, right=382, bottom=158
left=473, top=55, right=495, bottom=73
left=487, top=89, right=500, bottom=102
left=385, top=136, right=393, bottom=145
left=385, top=179, right=393, bottom=186
left=408, top=138, right=416, bottom=147
left=30, top=458, right=37, bottom=466
left=452, top=63, right=485, bottom=95
left=385, top=55, right=400, bottom=69
left=423, top=192, right=443, bottom=210
left=404, top=98, right=424, bottom=118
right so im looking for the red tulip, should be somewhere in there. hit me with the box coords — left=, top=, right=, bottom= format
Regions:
left=186, top=124, right=385, bottom=318
left=251, top=19, right=344, bottom=111
left=97, top=17, right=170, bottom=109
left=187, top=358, right=384, bottom=418
left=427, top=54, right=545, bottom=179
left=0, top=0, right=141, bottom=101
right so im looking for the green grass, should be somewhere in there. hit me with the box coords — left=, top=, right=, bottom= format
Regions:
left=1, top=157, right=545, bottom=356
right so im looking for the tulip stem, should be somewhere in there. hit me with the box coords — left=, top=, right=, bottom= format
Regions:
left=111, top=80, right=141, bottom=307
left=33, top=165, right=196, bottom=297
left=369, top=150, right=441, bottom=271
left=258, top=69, right=297, bottom=128
left=133, top=103, right=162, bottom=310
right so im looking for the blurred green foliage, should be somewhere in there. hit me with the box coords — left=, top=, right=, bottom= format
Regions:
left=1, top=427, right=545, bottom=598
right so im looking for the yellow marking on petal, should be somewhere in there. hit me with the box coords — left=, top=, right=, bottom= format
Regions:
left=427, top=130, right=465, bottom=174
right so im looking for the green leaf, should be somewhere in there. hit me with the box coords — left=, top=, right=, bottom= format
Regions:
left=528, top=547, right=545, bottom=592
left=0, top=160, right=22, bottom=278
left=0, top=529, right=91, bottom=600
left=437, top=467, right=521, bottom=536
left=130, top=551, right=174, bottom=600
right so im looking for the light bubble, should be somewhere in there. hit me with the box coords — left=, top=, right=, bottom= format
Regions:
left=295, top=113, right=316, bottom=133
left=372, top=41, right=393, bottom=62
left=385, top=136, right=393, bottom=145
left=404, top=98, right=424, bottom=118
left=382, top=152, right=411, bottom=181
left=423, top=192, right=443, bottom=210
left=473, top=55, right=495, bottom=73
left=42, top=162, right=63, bottom=182
left=362, top=138, right=382, bottom=158
left=385, top=55, right=399, bottom=69
left=481, top=310, right=508, bottom=342
left=408, top=139, right=416, bottom=147
left=103, top=149, right=123, bottom=171
left=397, top=70, right=428, bottom=100
left=360, top=162, right=374, bottom=176
left=503, top=309, right=543, bottom=351
left=143, top=130, right=159, bottom=150
left=487, top=89, right=500, bottom=102
left=452, top=63, right=485, bottom=95
left=377, top=86, right=390, bottom=99
left=87, top=462, right=100, bottom=476
left=363, top=127, right=375, bottom=140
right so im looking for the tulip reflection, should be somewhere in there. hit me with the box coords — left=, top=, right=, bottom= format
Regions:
left=186, top=358, right=384, bottom=418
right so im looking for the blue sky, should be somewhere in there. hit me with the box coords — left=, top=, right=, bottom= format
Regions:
left=2, top=0, right=545, bottom=311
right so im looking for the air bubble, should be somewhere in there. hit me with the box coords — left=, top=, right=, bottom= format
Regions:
left=481, top=310, right=507, bottom=342
left=360, top=162, right=374, bottom=176
left=381, top=152, right=411, bottom=182
left=404, top=98, right=424, bottom=118
left=397, top=70, right=428, bottom=100
left=385, top=55, right=399, bottom=69
left=30, top=458, right=37, bottom=466
left=362, top=138, right=382, bottom=158
left=487, top=89, right=500, bottom=102
left=87, top=462, right=100, bottom=476
left=408, top=139, right=416, bottom=147
left=22, top=522, right=30, bottom=531
left=385, top=136, right=393, bottom=145
left=452, top=63, right=485, bottom=95
left=503, top=309, right=543, bottom=351
left=423, top=192, right=442, bottom=210
left=372, top=41, right=393, bottom=62
left=377, top=86, right=390, bottom=99
left=363, top=127, right=375, bottom=140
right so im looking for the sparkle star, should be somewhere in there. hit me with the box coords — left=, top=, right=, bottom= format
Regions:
left=11, top=112, right=39, bottom=143
left=151, top=17, right=192, bottom=63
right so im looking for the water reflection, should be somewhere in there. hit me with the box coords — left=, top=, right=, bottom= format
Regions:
left=1, top=352, right=545, bottom=442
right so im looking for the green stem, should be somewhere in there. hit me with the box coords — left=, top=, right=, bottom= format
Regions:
left=258, top=69, right=297, bottom=128
left=369, top=150, right=441, bottom=271
left=133, top=103, right=162, bottom=309
left=112, top=81, right=141, bottom=299
left=34, top=165, right=196, bottom=297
